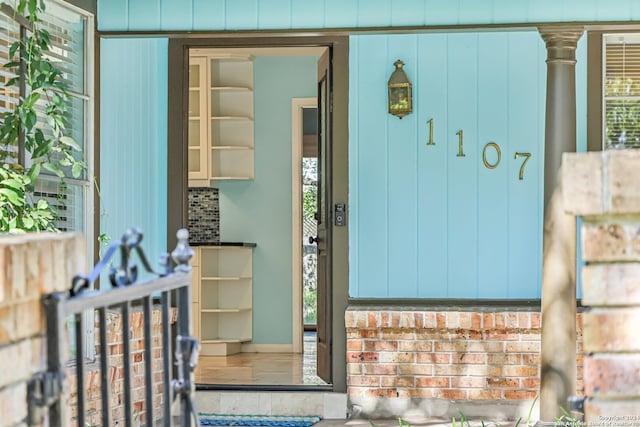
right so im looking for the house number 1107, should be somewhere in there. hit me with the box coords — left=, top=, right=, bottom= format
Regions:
left=426, top=119, right=531, bottom=181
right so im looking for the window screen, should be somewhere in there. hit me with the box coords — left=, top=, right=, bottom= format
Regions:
left=604, top=34, right=640, bottom=149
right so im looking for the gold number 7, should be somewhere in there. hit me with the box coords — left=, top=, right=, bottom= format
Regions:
left=514, top=152, right=531, bottom=180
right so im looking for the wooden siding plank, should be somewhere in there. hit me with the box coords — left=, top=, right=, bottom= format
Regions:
left=257, top=0, right=291, bottom=30
left=356, top=0, right=392, bottom=28
left=324, top=0, right=358, bottom=29
left=97, top=0, right=128, bottom=31
left=226, top=0, right=259, bottom=30
left=416, top=33, right=448, bottom=298
left=423, top=0, right=456, bottom=26
left=492, top=0, right=528, bottom=24
left=291, top=0, right=325, bottom=29
left=387, top=35, right=419, bottom=297
left=390, top=0, right=425, bottom=27
left=459, top=0, right=493, bottom=25
left=161, top=0, right=193, bottom=30
left=352, top=35, right=389, bottom=297
left=446, top=33, right=479, bottom=298
left=477, top=32, right=509, bottom=298
left=100, top=38, right=168, bottom=271
left=193, top=0, right=225, bottom=30
left=128, top=0, right=161, bottom=30
left=507, top=32, right=543, bottom=299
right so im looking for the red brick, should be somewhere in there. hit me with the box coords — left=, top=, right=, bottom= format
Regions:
left=585, top=399, right=640, bottom=421
left=398, top=340, right=432, bottom=352
left=441, top=389, right=467, bottom=399
left=416, top=377, right=450, bottom=388
left=522, top=354, right=541, bottom=365
left=468, top=389, right=502, bottom=399
left=435, top=341, right=504, bottom=353
left=363, top=388, right=397, bottom=398
left=347, top=340, right=363, bottom=351
left=582, top=222, right=640, bottom=262
left=367, top=312, right=378, bottom=328
left=530, top=313, right=541, bottom=328
left=505, top=341, right=540, bottom=353
left=471, top=313, right=482, bottom=330
left=434, top=365, right=502, bottom=376
left=416, top=353, right=450, bottom=364
left=485, top=332, right=520, bottom=341
left=398, top=364, right=432, bottom=376
left=521, top=378, right=540, bottom=389
left=447, top=312, right=460, bottom=328
left=452, top=353, right=486, bottom=364
left=486, top=378, right=519, bottom=388
left=348, top=376, right=380, bottom=386
left=381, top=376, right=414, bottom=387
left=347, top=351, right=379, bottom=362
left=503, top=390, right=538, bottom=399
left=584, top=354, right=640, bottom=396
left=584, top=308, right=640, bottom=352
left=401, top=312, right=415, bottom=328
left=436, top=313, right=446, bottom=328
left=379, top=352, right=414, bottom=363
left=518, top=313, right=531, bottom=329
left=363, top=364, right=397, bottom=375
left=503, top=365, right=538, bottom=377
left=505, top=313, right=518, bottom=328
left=459, top=312, right=472, bottom=329
left=413, top=312, right=424, bottom=329
left=483, top=313, right=494, bottom=329
left=488, top=354, right=522, bottom=365
left=424, top=312, right=436, bottom=328
left=364, top=340, right=397, bottom=352
left=450, top=376, right=486, bottom=388
left=494, top=313, right=506, bottom=329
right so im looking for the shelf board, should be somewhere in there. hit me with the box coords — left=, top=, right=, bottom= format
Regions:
left=201, top=308, right=251, bottom=313
left=209, top=176, right=253, bottom=180
left=211, top=86, right=252, bottom=91
left=201, top=338, right=251, bottom=344
left=211, top=116, right=253, bottom=121
left=201, top=276, right=251, bottom=281
left=210, top=145, right=253, bottom=150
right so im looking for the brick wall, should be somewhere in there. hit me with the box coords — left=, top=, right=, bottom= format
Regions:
left=564, top=150, right=640, bottom=420
left=345, top=308, right=584, bottom=419
left=66, top=307, right=178, bottom=426
left=0, top=232, right=179, bottom=427
left=0, top=233, right=85, bottom=427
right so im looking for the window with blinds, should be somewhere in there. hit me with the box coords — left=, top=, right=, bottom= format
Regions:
left=0, top=1, right=93, bottom=234
left=604, top=34, right=640, bottom=149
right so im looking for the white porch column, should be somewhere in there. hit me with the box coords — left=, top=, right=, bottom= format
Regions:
left=538, top=25, right=584, bottom=422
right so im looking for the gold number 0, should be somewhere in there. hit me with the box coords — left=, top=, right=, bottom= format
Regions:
left=514, top=152, right=531, bottom=180
left=482, top=142, right=501, bottom=169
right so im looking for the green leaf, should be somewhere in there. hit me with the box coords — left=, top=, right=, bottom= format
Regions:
left=23, top=92, right=41, bottom=109
left=0, top=188, right=22, bottom=205
left=22, top=216, right=35, bottom=229
left=8, top=41, right=20, bottom=59
left=36, top=199, right=49, bottom=210
left=43, top=162, right=64, bottom=178
left=71, top=162, right=84, bottom=178
left=32, top=140, right=53, bottom=159
left=59, top=136, right=81, bottom=151
left=25, top=110, right=37, bottom=130
left=27, top=163, right=40, bottom=182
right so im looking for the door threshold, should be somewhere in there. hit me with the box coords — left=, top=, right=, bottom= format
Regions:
left=195, top=383, right=333, bottom=392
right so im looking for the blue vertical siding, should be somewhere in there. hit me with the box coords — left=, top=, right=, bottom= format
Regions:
left=349, top=31, right=565, bottom=299
left=100, top=38, right=168, bottom=277
left=100, top=0, right=640, bottom=31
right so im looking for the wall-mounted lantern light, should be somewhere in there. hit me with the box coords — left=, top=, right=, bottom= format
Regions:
left=388, top=59, right=412, bottom=119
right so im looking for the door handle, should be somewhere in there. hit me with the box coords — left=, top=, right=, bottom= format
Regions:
left=309, top=236, right=318, bottom=244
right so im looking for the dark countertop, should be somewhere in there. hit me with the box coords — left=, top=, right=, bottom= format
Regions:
left=190, top=241, right=257, bottom=247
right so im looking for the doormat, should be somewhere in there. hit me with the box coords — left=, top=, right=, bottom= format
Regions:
left=199, top=414, right=322, bottom=427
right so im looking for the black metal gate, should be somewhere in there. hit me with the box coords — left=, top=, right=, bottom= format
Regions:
left=28, top=228, right=200, bottom=427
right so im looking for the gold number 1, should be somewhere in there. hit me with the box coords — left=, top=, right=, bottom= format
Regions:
left=427, top=119, right=435, bottom=146
left=456, top=130, right=465, bottom=157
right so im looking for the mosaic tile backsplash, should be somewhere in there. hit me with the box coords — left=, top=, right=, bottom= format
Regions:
left=188, top=187, right=219, bottom=243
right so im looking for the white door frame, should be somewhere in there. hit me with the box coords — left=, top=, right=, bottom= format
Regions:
left=292, top=97, right=318, bottom=353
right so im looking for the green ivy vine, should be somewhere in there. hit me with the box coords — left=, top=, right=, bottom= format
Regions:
left=0, top=0, right=85, bottom=232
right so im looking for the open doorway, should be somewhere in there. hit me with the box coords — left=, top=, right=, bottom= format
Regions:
left=185, top=46, right=330, bottom=388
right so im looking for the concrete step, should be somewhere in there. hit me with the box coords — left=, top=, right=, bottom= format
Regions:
left=194, top=390, right=348, bottom=419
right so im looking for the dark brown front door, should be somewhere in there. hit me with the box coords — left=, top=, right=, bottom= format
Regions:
left=316, top=48, right=332, bottom=384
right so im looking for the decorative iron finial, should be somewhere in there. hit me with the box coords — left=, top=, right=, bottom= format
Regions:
left=171, top=228, right=193, bottom=273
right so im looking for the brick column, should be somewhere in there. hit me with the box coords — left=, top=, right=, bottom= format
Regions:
left=563, top=150, right=640, bottom=420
